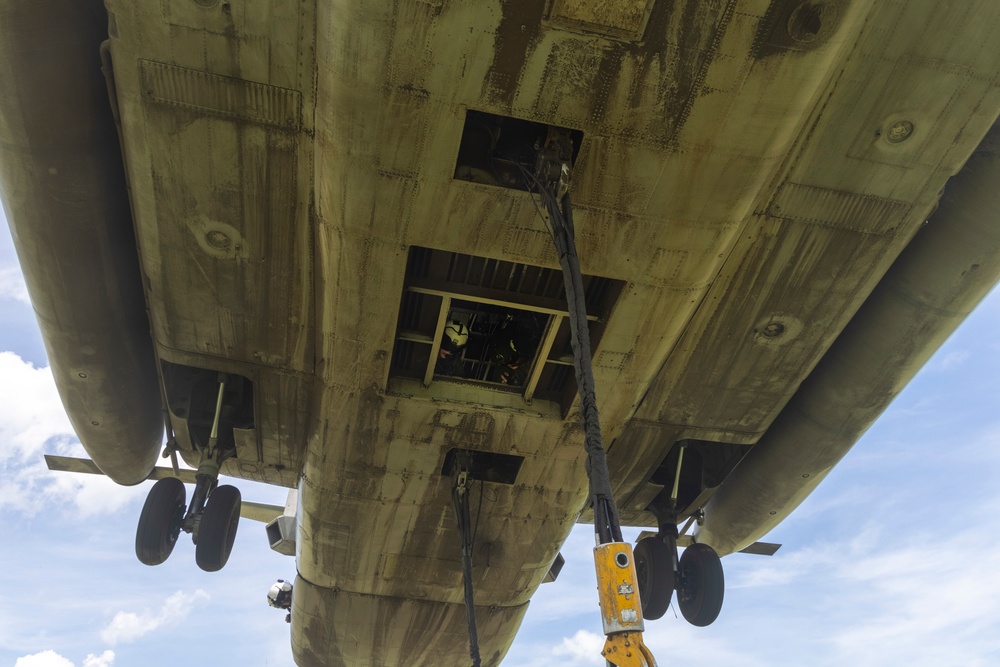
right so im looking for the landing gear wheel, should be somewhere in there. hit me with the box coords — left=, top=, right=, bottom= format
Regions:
left=634, top=537, right=673, bottom=620
left=677, top=543, right=725, bottom=627
left=195, top=484, right=241, bottom=572
left=136, top=477, right=186, bottom=566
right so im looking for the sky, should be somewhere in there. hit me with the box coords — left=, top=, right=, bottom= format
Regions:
left=2, top=203, right=1000, bottom=667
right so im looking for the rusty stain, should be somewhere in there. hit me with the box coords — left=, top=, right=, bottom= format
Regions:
left=631, top=0, right=736, bottom=146
left=483, top=0, right=545, bottom=109
left=557, top=0, right=737, bottom=145
left=445, top=411, right=497, bottom=450
left=352, top=384, right=385, bottom=463
left=589, top=42, right=627, bottom=125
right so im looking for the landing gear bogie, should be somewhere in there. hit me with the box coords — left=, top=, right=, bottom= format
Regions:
left=134, top=373, right=243, bottom=571
left=642, top=441, right=726, bottom=627
left=636, top=517, right=726, bottom=627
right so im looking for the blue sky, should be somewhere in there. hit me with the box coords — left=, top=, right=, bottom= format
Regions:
left=2, top=204, right=1000, bottom=666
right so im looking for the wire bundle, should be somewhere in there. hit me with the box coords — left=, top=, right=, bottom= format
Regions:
left=522, top=164, right=623, bottom=545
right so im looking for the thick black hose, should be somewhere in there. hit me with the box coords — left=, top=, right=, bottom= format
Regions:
left=452, top=484, right=481, bottom=667
left=542, top=191, right=622, bottom=544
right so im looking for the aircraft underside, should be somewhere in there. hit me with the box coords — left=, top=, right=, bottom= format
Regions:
left=3, top=0, right=1000, bottom=665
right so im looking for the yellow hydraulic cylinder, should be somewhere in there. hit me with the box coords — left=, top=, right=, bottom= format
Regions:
left=593, top=542, right=658, bottom=667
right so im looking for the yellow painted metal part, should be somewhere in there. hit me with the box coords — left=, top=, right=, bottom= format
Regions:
left=594, top=542, right=645, bottom=633
left=602, top=632, right=658, bottom=667
left=593, top=543, right=658, bottom=667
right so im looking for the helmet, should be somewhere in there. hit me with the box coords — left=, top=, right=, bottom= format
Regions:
left=486, top=336, right=511, bottom=363
left=267, top=579, right=294, bottom=609
left=443, top=321, right=469, bottom=349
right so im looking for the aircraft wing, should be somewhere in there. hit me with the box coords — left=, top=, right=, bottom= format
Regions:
left=3, top=1, right=1000, bottom=665
left=44, top=455, right=284, bottom=523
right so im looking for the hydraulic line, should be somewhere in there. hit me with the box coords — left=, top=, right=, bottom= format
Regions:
left=526, top=159, right=622, bottom=545
left=528, top=136, right=657, bottom=666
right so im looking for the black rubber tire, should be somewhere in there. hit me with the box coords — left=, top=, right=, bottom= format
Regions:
left=135, top=477, right=186, bottom=566
left=634, top=537, right=673, bottom=620
left=677, top=543, right=725, bottom=627
left=195, top=484, right=241, bottom=572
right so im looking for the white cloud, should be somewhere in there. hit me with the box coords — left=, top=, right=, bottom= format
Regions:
left=730, top=522, right=881, bottom=589
left=0, top=448, right=143, bottom=518
left=82, top=651, right=115, bottom=667
left=0, top=351, right=145, bottom=517
left=723, top=501, right=1000, bottom=666
left=0, top=352, right=74, bottom=462
left=14, top=651, right=75, bottom=667
left=101, top=590, right=210, bottom=646
left=827, top=536, right=1000, bottom=665
left=12, top=651, right=115, bottom=667
left=551, top=629, right=605, bottom=664
left=932, top=348, right=971, bottom=371
left=0, top=263, right=30, bottom=304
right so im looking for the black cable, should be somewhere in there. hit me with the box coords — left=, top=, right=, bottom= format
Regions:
left=524, top=165, right=623, bottom=545
left=472, top=478, right=484, bottom=549
left=595, top=498, right=608, bottom=544
left=517, top=164, right=556, bottom=238
left=452, top=482, right=481, bottom=667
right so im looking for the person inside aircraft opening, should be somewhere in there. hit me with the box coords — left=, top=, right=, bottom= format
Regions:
left=486, top=315, right=541, bottom=386
left=436, top=319, right=470, bottom=377
left=267, top=579, right=293, bottom=623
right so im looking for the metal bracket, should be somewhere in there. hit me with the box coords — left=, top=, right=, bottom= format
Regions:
left=594, top=542, right=645, bottom=635
left=534, top=128, right=574, bottom=198
left=161, top=436, right=181, bottom=476
left=593, top=542, right=659, bottom=667
left=602, top=632, right=658, bottom=667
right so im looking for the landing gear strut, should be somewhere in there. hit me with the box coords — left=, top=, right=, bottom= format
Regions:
left=135, top=373, right=242, bottom=571
left=635, top=445, right=725, bottom=626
